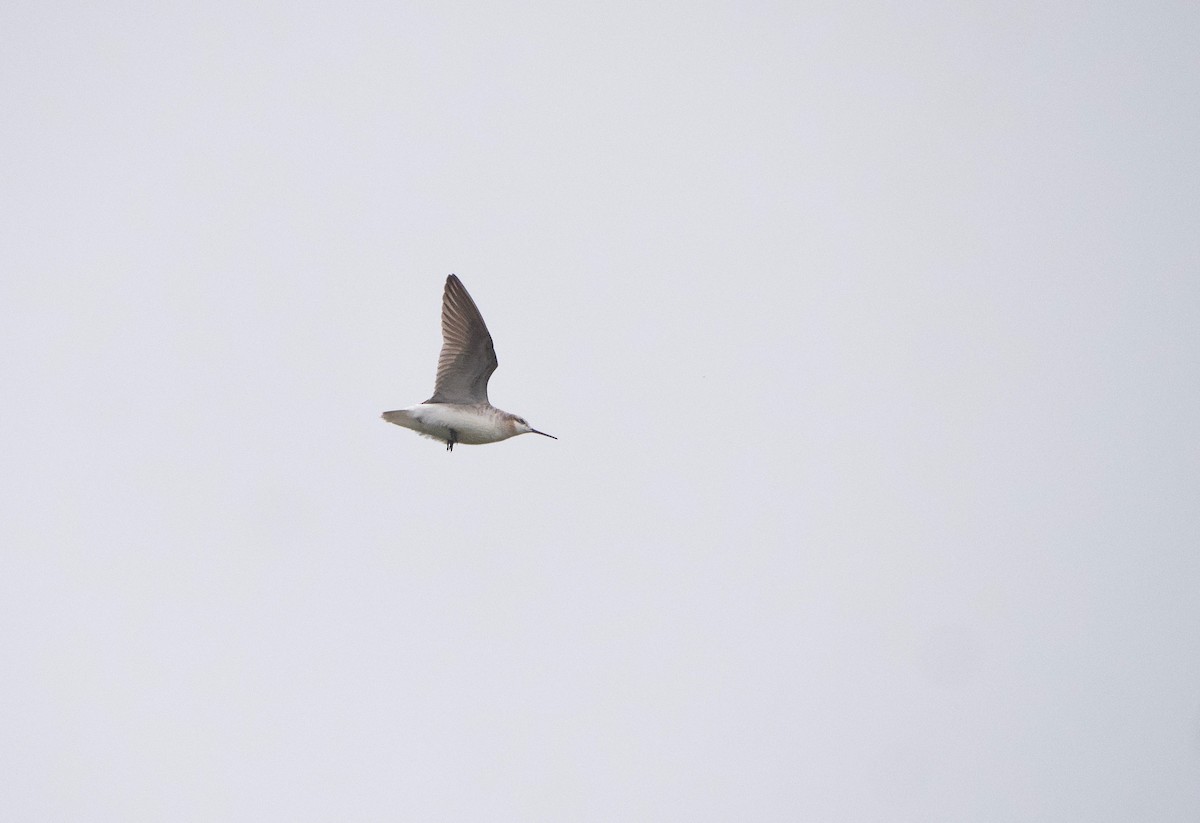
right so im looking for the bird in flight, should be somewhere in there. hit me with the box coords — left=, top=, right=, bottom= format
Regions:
left=382, top=274, right=557, bottom=451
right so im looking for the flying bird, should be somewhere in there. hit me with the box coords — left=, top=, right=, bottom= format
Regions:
left=382, top=274, right=557, bottom=451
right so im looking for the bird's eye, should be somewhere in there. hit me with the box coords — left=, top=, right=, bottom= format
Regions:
left=517, top=418, right=527, bottom=425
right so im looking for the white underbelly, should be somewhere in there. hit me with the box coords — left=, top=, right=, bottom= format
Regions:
left=406, top=403, right=511, bottom=445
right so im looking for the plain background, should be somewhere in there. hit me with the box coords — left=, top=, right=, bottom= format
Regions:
left=3, top=1, right=1199, bottom=820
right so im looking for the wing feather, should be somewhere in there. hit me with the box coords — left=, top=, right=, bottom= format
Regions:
left=425, top=275, right=498, bottom=404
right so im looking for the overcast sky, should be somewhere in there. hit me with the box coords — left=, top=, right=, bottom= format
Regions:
left=3, top=1, right=1199, bottom=820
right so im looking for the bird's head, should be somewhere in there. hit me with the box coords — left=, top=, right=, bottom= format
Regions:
left=508, top=414, right=557, bottom=441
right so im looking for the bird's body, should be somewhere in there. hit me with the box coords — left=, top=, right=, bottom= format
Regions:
left=383, top=403, right=525, bottom=446
left=382, top=275, right=556, bottom=451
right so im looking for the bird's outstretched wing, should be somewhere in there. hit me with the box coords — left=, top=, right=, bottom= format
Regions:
left=425, top=274, right=498, bottom=404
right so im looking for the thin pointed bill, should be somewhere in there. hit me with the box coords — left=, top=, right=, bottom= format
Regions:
left=531, top=429, right=557, bottom=439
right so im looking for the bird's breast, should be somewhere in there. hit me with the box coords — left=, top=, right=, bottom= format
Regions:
left=410, top=403, right=514, bottom=444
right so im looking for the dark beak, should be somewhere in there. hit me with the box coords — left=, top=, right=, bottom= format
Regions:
left=531, top=429, right=557, bottom=440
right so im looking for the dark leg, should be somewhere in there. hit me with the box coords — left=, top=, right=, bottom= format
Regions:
left=446, top=429, right=458, bottom=452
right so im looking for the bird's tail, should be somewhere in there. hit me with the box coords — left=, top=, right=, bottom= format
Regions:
left=381, top=409, right=417, bottom=430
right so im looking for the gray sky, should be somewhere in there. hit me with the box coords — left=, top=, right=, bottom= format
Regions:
left=3, top=1, right=1199, bottom=820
